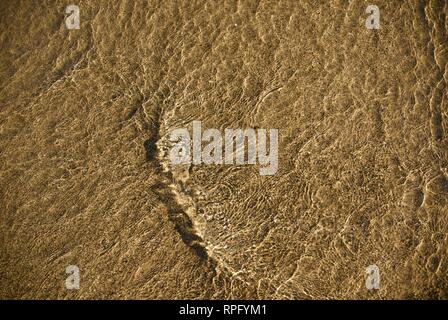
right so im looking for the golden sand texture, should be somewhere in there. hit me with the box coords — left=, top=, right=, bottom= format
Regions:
left=1, top=0, right=447, bottom=299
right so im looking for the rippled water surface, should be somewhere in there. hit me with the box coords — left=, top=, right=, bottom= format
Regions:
left=1, top=0, right=447, bottom=299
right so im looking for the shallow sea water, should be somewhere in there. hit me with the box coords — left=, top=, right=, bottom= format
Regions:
left=0, top=0, right=447, bottom=299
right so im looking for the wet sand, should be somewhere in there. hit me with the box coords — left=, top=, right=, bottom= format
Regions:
left=1, top=0, right=447, bottom=299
